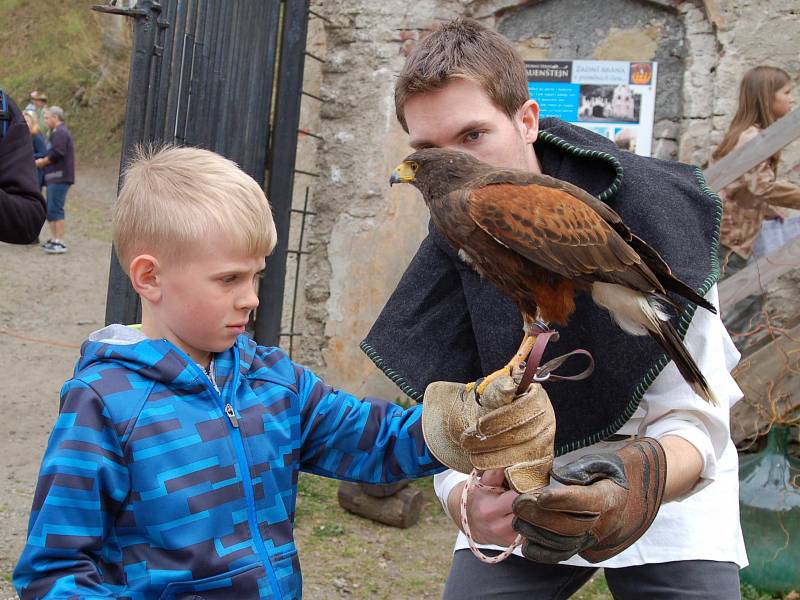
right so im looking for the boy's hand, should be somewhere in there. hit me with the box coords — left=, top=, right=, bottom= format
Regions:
left=447, top=469, right=519, bottom=546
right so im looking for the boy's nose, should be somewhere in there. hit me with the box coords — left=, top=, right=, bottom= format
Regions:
left=237, top=287, right=260, bottom=310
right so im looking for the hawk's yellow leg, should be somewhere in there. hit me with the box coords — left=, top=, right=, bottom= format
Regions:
left=465, top=334, right=537, bottom=396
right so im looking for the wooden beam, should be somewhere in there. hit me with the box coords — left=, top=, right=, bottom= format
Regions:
left=337, top=482, right=423, bottom=528
left=718, top=236, right=800, bottom=311
left=704, top=107, right=800, bottom=192
left=702, top=0, right=724, bottom=28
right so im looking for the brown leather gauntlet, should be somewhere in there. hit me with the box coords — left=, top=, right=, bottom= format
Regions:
left=512, top=437, right=667, bottom=563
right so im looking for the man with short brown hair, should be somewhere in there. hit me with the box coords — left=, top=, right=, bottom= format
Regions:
left=363, top=18, right=746, bottom=599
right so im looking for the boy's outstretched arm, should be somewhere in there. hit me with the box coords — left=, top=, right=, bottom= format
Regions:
left=14, top=380, right=130, bottom=599
left=290, top=358, right=444, bottom=483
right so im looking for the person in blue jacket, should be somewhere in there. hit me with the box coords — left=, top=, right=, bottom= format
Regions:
left=13, top=145, right=445, bottom=600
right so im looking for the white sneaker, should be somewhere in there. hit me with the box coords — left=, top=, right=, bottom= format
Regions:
left=43, top=241, right=67, bottom=254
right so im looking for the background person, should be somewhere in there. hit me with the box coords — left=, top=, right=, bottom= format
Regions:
left=24, top=90, right=49, bottom=138
left=364, top=19, right=745, bottom=599
left=0, top=90, right=46, bottom=244
left=712, top=66, right=800, bottom=345
left=22, top=111, right=47, bottom=190
left=35, top=106, right=75, bottom=254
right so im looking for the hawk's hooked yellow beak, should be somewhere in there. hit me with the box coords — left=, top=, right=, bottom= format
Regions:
left=389, top=161, right=417, bottom=186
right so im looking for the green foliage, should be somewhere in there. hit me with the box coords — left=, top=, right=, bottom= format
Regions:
left=572, top=574, right=611, bottom=599
left=0, top=0, right=24, bottom=11
left=0, top=0, right=129, bottom=159
left=740, top=583, right=799, bottom=600
left=741, top=584, right=774, bottom=600
left=313, top=523, right=347, bottom=538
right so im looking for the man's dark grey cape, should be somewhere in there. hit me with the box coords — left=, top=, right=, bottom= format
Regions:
left=362, top=118, right=722, bottom=456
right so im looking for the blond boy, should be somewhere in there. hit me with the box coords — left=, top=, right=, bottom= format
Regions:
left=14, top=146, right=443, bottom=599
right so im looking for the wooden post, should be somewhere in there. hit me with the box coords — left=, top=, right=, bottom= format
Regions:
left=358, top=481, right=410, bottom=498
left=337, top=481, right=423, bottom=528
left=718, top=236, right=800, bottom=312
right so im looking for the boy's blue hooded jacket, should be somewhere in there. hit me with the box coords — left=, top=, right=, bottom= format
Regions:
left=14, top=325, right=442, bottom=599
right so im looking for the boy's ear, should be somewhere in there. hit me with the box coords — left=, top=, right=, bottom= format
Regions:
left=518, top=99, right=540, bottom=144
left=129, top=254, right=162, bottom=303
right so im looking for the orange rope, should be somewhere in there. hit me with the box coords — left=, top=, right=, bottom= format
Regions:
left=0, top=330, right=81, bottom=350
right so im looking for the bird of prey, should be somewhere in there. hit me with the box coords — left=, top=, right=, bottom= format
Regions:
left=390, top=148, right=718, bottom=404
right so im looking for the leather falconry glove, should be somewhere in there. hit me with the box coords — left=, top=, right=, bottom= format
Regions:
left=422, top=374, right=555, bottom=494
left=512, top=437, right=667, bottom=563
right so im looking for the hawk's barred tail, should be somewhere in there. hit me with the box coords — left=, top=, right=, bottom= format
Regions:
left=591, top=282, right=718, bottom=406
left=651, top=317, right=718, bottom=406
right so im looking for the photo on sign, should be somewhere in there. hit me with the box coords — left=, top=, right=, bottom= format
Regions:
left=613, top=127, right=637, bottom=153
left=578, top=84, right=641, bottom=123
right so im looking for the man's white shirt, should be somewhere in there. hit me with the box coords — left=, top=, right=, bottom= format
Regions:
left=433, top=285, right=748, bottom=568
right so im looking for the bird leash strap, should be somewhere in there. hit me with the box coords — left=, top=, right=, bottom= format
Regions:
left=516, top=330, right=595, bottom=395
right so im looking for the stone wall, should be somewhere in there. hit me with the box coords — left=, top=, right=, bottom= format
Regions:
left=294, top=0, right=800, bottom=397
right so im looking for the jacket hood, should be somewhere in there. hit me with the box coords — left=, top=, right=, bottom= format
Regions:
left=76, top=324, right=222, bottom=389
left=76, top=325, right=297, bottom=391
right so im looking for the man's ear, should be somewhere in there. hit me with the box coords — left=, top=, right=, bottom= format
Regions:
left=129, top=254, right=162, bottom=303
left=518, top=99, right=540, bottom=144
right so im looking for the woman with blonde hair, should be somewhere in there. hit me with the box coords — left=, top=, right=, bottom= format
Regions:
left=23, top=110, right=47, bottom=190
left=713, top=66, right=800, bottom=348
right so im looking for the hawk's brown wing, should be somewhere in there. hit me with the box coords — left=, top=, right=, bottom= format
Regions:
left=465, top=183, right=664, bottom=294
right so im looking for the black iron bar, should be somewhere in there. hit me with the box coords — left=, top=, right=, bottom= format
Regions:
left=308, top=8, right=332, bottom=23
left=293, top=168, right=320, bottom=177
left=286, top=186, right=311, bottom=357
left=298, top=128, right=324, bottom=140
left=302, top=90, right=324, bottom=102
left=148, top=0, right=175, bottom=140
left=182, top=0, right=205, bottom=145
left=256, top=0, right=311, bottom=347
left=304, top=50, right=325, bottom=63
left=105, top=0, right=161, bottom=326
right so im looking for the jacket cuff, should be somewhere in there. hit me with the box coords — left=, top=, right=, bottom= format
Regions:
left=433, top=469, right=467, bottom=520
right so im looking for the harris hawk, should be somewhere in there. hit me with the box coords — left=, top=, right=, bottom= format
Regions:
left=389, top=147, right=718, bottom=405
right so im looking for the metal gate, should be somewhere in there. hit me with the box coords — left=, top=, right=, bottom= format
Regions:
left=97, top=0, right=311, bottom=347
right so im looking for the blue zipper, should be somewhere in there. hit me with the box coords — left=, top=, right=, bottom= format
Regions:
left=206, top=347, right=283, bottom=600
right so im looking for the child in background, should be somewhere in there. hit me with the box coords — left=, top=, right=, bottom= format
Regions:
left=714, top=66, right=800, bottom=273
left=713, top=66, right=800, bottom=347
left=13, top=146, right=443, bottom=599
